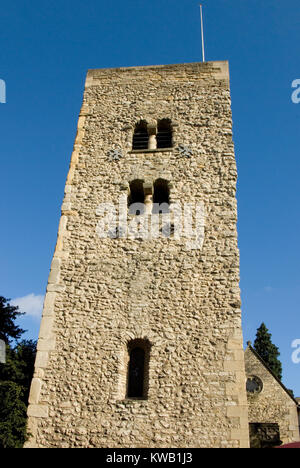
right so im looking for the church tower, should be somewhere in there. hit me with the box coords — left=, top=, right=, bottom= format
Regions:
left=26, top=61, right=249, bottom=448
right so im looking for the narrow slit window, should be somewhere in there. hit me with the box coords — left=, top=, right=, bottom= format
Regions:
left=132, top=120, right=149, bottom=150
left=156, top=119, right=172, bottom=149
left=126, top=339, right=150, bottom=399
left=127, top=347, right=145, bottom=398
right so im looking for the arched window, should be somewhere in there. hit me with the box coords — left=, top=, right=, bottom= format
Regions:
left=132, top=120, right=149, bottom=150
left=127, top=339, right=150, bottom=399
left=152, top=178, right=170, bottom=214
left=156, top=119, right=172, bottom=149
left=128, top=179, right=145, bottom=215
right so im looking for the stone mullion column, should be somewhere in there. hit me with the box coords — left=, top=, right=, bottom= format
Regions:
left=147, top=122, right=157, bottom=150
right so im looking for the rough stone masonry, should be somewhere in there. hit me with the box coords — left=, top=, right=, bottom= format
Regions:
left=25, top=61, right=250, bottom=448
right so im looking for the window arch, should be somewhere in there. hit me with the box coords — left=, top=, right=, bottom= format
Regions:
left=127, top=339, right=150, bottom=399
left=132, top=120, right=149, bottom=150
left=156, top=119, right=172, bottom=149
left=152, top=178, right=170, bottom=214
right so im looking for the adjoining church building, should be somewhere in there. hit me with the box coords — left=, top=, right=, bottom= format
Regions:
left=24, top=61, right=299, bottom=448
left=245, top=344, right=299, bottom=448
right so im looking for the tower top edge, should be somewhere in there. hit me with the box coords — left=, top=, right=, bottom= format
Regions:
left=85, top=61, right=230, bottom=82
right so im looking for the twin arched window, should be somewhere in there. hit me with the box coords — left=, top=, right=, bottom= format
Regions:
left=128, top=178, right=170, bottom=215
left=132, top=119, right=173, bottom=151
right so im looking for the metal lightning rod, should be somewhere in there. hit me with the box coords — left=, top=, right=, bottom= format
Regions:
left=199, top=4, right=205, bottom=62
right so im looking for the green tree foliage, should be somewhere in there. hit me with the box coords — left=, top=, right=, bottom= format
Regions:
left=0, top=296, right=25, bottom=344
left=0, top=382, right=28, bottom=448
left=253, top=323, right=282, bottom=381
left=0, top=296, right=36, bottom=448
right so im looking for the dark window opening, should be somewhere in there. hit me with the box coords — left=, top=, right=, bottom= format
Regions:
left=246, top=376, right=263, bottom=394
left=127, top=347, right=145, bottom=398
left=128, top=179, right=145, bottom=215
left=249, top=423, right=282, bottom=449
left=152, top=178, right=170, bottom=214
left=126, top=339, right=150, bottom=399
left=132, top=121, right=149, bottom=150
left=156, top=119, right=172, bottom=149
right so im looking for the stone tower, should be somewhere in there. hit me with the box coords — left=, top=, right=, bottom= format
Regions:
left=26, top=61, right=249, bottom=448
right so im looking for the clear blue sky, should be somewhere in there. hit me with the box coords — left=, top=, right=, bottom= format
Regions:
left=1, top=0, right=299, bottom=395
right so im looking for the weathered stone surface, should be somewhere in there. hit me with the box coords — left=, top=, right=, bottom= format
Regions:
left=25, top=61, right=250, bottom=448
